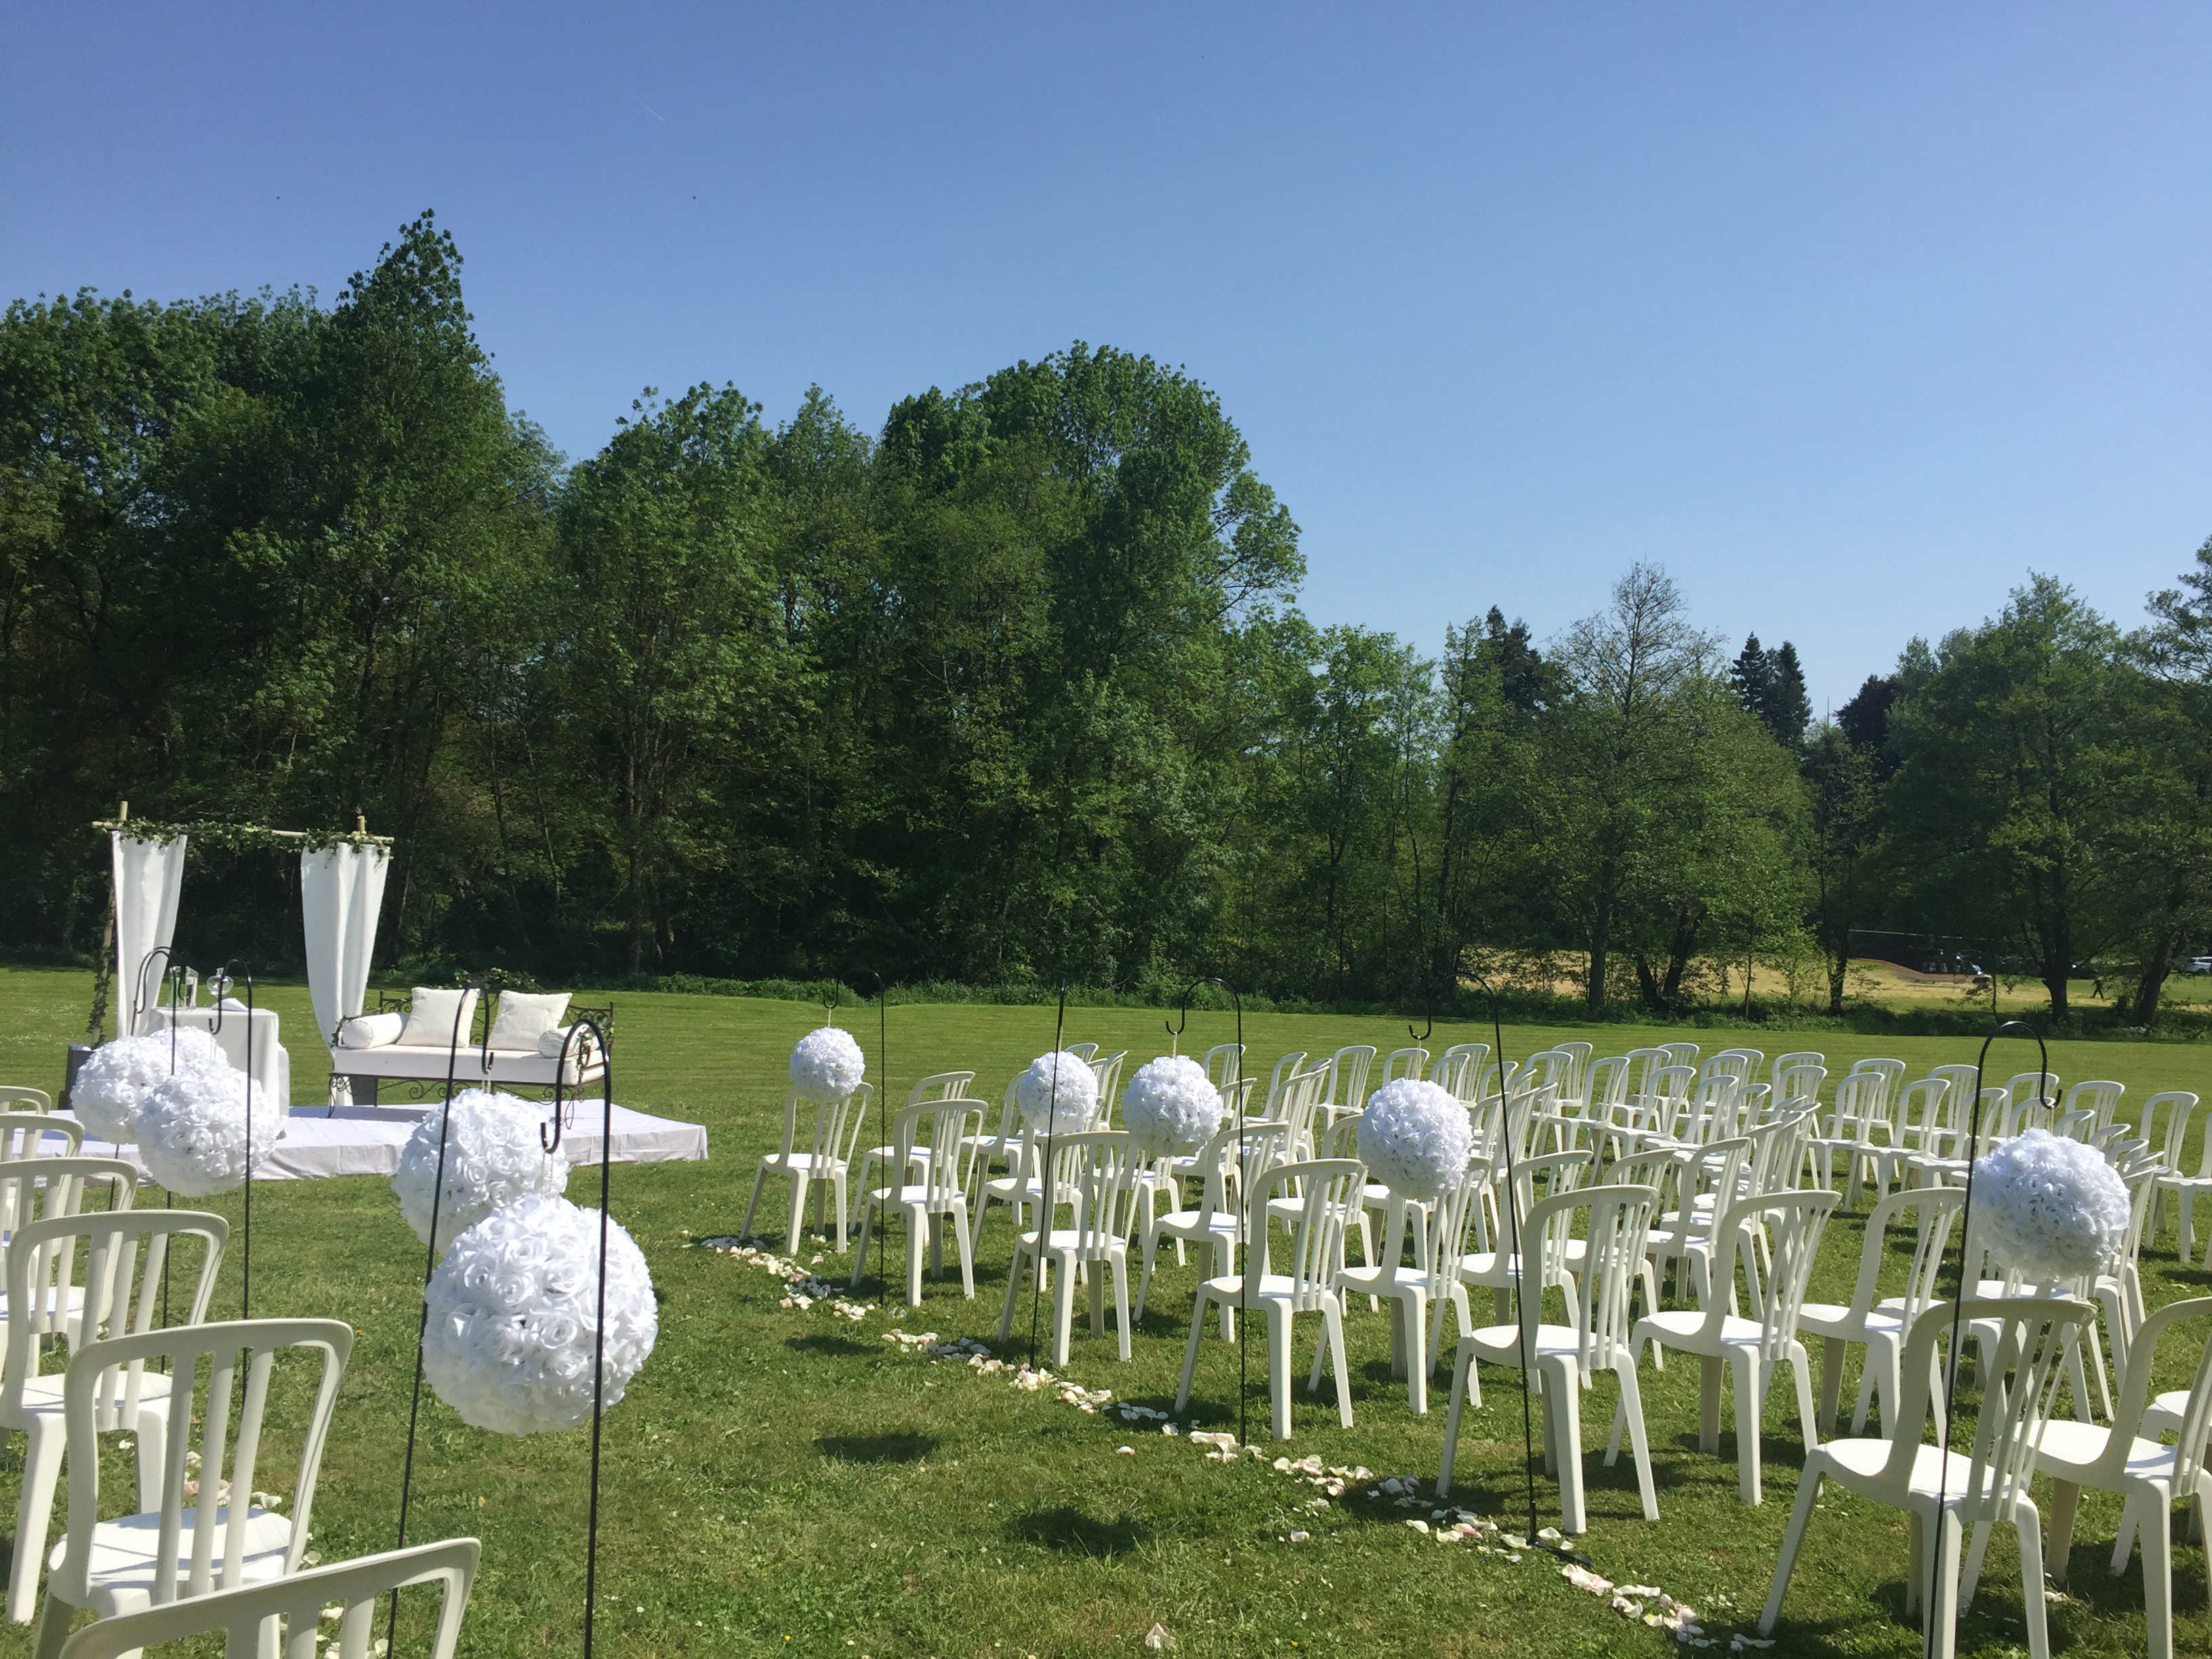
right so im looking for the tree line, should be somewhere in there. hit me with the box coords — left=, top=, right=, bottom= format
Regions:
left=5, top=216, right=2209, bottom=1025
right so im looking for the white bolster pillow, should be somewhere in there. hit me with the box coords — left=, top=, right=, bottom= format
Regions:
left=337, top=1012, right=405, bottom=1050
left=537, top=1025, right=601, bottom=1062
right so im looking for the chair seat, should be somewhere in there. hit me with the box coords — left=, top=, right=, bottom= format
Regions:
left=869, top=1185, right=964, bottom=1210
left=1197, top=1273, right=1336, bottom=1310
left=758, top=1151, right=842, bottom=1176
left=1018, top=1229, right=1126, bottom=1261
left=1634, top=1308, right=1767, bottom=1351
left=1338, top=1263, right=1433, bottom=1296
left=1463, top=1321, right=1589, bottom=1366
left=1816, top=1435, right=1978, bottom=1502
left=54, top=1504, right=293, bottom=1616
left=1797, top=1300, right=1904, bottom=1342
left=2035, top=1419, right=2170, bottom=1481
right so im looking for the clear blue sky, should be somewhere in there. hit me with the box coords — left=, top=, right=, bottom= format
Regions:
left=6, top=4, right=2207, bottom=713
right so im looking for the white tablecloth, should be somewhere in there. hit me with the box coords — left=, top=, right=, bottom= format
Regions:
left=146, top=1005, right=293, bottom=1107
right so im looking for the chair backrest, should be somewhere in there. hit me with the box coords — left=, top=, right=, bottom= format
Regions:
left=1316, top=1109, right=1362, bottom=1162
left=1769, top=1050, right=1824, bottom=1086
left=1380, top=1046, right=1428, bottom=1084
left=1244, top=1160, right=1361, bottom=1310
left=1640, top=1064, right=1697, bottom=1138
left=1053, top=1130, right=1141, bottom=1252
left=1088, top=1052, right=1129, bottom=1121
left=1188, top=1120, right=1293, bottom=1222
left=888, top=1101, right=984, bottom=1210
left=1704, top=1189, right=1839, bottom=1366
left=0, top=1110, right=77, bottom=1163
left=1199, top=1043, right=1244, bottom=1088
left=1262, top=1052, right=1309, bottom=1115
left=819, top=1082, right=873, bottom=1170
left=1702, top=1049, right=1761, bottom=1086
left=1064, top=1042, right=1099, bottom=1061
left=1521, top=1183, right=1660, bottom=1378
left=0, top=1154, right=136, bottom=1252
left=1775, top=1063, right=1826, bottom=1113
left=1883, top=1296, right=2094, bottom=1518
left=1744, top=1109, right=1812, bottom=1195
left=1551, top=1042, right=1595, bottom=1107
left=1821, top=1069, right=1880, bottom=1141
left=1433, top=1043, right=1490, bottom=1103
left=2150, top=1091, right=2206, bottom=1176
left=2113, top=1296, right=2212, bottom=1500
left=1584, top=1055, right=1631, bottom=1113
left=56, top=1536, right=480, bottom=1659
left=2062, top=1080, right=2125, bottom=1134
left=1324, top=1046, right=1376, bottom=1109
left=1422, top=1158, right=1489, bottom=1295
left=2003, top=1071, right=2060, bottom=1132
left=54, top=1317, right=352, bottom=1607
left=1276, top=1066, right=1333, bottom=1158
left=1659, top=1042, right=1700, bottom=1069
left=907, top=1070, right=975, bottom=1106
left=1893, top=1077, right=1948, bottom=1149
left=1621, top=1047, right=1668, bottom=1106
left=1677, top=1074, right=1742, bottom=1145
left=0, top=1086, right=52, bottom=1113
left=1221, top=1077, right=1256, bottom=1120
left=3, top=1209, right=227, bottom=1416
left=1835, top=1185, right=1964, bottom=1324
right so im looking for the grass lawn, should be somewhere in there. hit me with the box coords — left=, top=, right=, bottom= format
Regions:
left=0, top=964, right=2207, bottom=1658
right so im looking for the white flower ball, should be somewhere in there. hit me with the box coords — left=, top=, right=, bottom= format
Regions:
left=422, top=1193, right=659, bottom=1435
left=71, top=1029, right=228, bottom=1145
left=1973, top=1128, right=2132, bottom=1283
left=136, top=1063, right=277, bottom=1196
left=1017, top=1051, right=1100, bottom=1136
left=1357, top=1078, right=1475, bottom=1197
left=1120, top=1056, right=1223, bottom=1158
left=392, top=1089, right=571, bottom=1254
left=790, top=1026, right=867, bottom=1102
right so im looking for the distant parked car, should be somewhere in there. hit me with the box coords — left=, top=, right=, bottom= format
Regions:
left=2186, top=956, right=2212, bottom=975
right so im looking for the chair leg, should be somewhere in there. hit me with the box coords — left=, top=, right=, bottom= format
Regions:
left=1549, top=1359, right=1586, bottom=1534
left=1086, top=1255, right=1105, bottom=1336
left=1111, top=1252, right=1131, bottom=1360
left=2139, top=1488, right=2175, bottom=1659
left=1052, top=1251, right=1078, bottom=1366
left=903, top=1203, right=925, bottom=1306
left=1267, top=1304, right=1294, bottom=1440
left=1757, top=1464, right=1824, bottom=1634
left=952, top=1204, right=975, bottom=1298
left=2015, top=1506, right=2054, bottom=1659
left=998, top=1240, right=1025, bottom=1340
left=2046, top=1479, right=2081, bottom=1581
left=28, top=1591, right=70, bottom=1659
left=1700, top=1354, right=1725, bottom=1453
left=1134, top=1227, right=1160, bottom=1323
left=848, top=1202, right=875, bottom=1290
left=9, top=1418, right=65, bottom=1622
left=1327, top=1302, right=1353, bottom=1427
left=832, top=1171, right=849, bottom=1250
left=1928, top=1511, right=1963, bottom=1659
left=1439, top=1344, right=1473, bottom=1494
left=1906, top=1510, right=1925, bottom=1621
left=1961, top=1519, right=1994, bottom=1608
left=742, top=1164, right=768, bottom=1240
left=1613, top=1359, right=1659, bottom=1521
left=1175, top=1290, right=1210, bottom=1412
left=1731, top=1349, right=1763, bottom=1506
left=1818, top=1336, right=1845, bottom=1435
left=1404, top=1292, right=1429, bottom=1415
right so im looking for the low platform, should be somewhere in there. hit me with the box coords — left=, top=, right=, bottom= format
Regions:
left=56, top=1101, right=708, bottom=1182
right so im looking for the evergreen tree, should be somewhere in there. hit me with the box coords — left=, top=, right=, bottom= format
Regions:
left=1766, top=642, right=1811, bottom=748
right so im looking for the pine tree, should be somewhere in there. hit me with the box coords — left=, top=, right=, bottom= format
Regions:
left=1766, top=641, right=1811, bottom=748
left=1730, top=634, right=1774, bottom=722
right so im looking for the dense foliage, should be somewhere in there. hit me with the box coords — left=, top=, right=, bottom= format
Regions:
left=6, top=219, right=2209, bottom=1022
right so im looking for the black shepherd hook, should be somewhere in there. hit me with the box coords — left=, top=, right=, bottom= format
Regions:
left=846, top=969, right=889, bottom=1294
left=134, top=945, right=177, bottom=1041
left=390, top=979, right=485, bottom=1654
left=1466, top=972, right=1582, bottom=1564
left=532, top=1016, right=617, bottom=1659
left=1924, top=1017, right=2048, bottom=1659
left=1025, top=982, right=1072, bottom=1373
left=209, top=960, right=259, bottom=1322
left=1170, top=977, right=1248, bottom=1443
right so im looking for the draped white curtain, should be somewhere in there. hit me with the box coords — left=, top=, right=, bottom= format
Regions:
left=112, top=832, right=187, bottom=1036
left=301, top=843, right=390, bottom=1102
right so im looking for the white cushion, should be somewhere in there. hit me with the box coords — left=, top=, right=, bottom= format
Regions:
left=538, top=1024, right=600, bottom=1063
left=336, top=1012, right=404, bottom=1050
left=487, top=991, right=571, bottom=1052
left=397, top=987, right=479, bottom=1050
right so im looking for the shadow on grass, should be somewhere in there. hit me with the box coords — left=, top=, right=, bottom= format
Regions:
left=1007, top=1505, right=1151, bottom=1557
left=817, top=1432, right=939, bottom=1464
left=785, top=1332, right=875, bottom=1357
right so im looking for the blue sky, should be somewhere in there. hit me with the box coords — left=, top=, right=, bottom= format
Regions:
left=5, top=5, right=2206, bottom=712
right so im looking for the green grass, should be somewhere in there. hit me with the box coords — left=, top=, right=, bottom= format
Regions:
left=0, top=965, right=2207, bottom=1657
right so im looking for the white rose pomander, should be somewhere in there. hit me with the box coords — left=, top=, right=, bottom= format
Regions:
left=1972, top=1128, right=2131, bottom=1283
left=1357, top=1078, right=1475, bottom=1197
left=392, top=1089, right=571, bottom=1254
left=71, top=1028, right=229, bottom=1145
left=1017, top=1050, right=1100, bottom=1137
left=136, top=1063, right=277, bottom=1196
left=1120, top=1056, right=1223, bottom=1158
left=422, top=1193, right=659, bottom=1435
left=790, top=1026, right=867, bottom=1103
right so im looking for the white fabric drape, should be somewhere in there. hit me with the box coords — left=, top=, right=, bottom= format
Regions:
left=301, top=842, right=390, bottom=1076
left=112, top=832, right=187, bottom=1036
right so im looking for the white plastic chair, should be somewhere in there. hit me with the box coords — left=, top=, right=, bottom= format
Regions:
left=1134, top=1120, right=1290, bottom=1330
left=1432, top=1043, right=1490, bottom=1103
left=849, top=1099, right=983, bottom=1306
left=742, top=1082, right=871, bottom=1250
left=997, top=1130, right=1140, bottom=1364
left=1174, top=1158, right=1359, bottom=1440
left=2152, top=1092, right=2212, bottom=1265
left=1315, top=1046, right=1376, bottom=1134
left=852, top=1069, right=974, bottom=1213
left=32, top=1316, right=352, bottom=1655
left=1088, top=1050, right=1129, bottom=1121
left=1452, top=1149, right=1591, bottom=1322
left=1799, top=1185, right=1963, bottom=1435
left=1331, top=1162, right=1477, bottom=1414
left=2035, top=1295, right=2212, bottom=1659
left=1658, top=1041, right=1700, bottom=1070
left=0, top=1088, right=54, bottom=1114
left=1438, top=1182, right=1662, bottom=1531
left=0, top=1155, right=134, bottom=1265
left=1201, top=1044, right=1244, bottom=1089
left=1256, top=1052, right=1309, bottom=1119
left=1758, top=1295, right=2095, bottom=1659
left=49, top=1537, right=478, bottom=1659
left=1620, top=1189, right=1837, bottom=1504
left=1378, top=1046, right=1427, bottom=1085
left=3, top=1209, right=226, bottom=1624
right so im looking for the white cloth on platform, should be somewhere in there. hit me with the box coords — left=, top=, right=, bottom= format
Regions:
left=300, top=842, right=390, bottom=1104
left=146, top=1005, right=293, bottom=1114
left=112, top=832, right=186, bottom=1036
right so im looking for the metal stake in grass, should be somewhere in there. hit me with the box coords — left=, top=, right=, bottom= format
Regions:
left=1026, top=982, right=1071, bottom=1374
left=208, top=960, right=258, bottom=1319
left=1925, top=1017, right=2047, bottom=1659
left=1168, top=979, right=1243, bottom=1446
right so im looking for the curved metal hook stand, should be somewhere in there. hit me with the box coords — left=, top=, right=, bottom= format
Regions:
left=1925, top=1017, right=2048, bottom=1659
left=133, top=945, right=177, bottom=1041
left=1168, top=977, right=1247, bottom=1441
left=1025, top=983, right=1071, bottom=1372
left=208, top=960, right=258, bottom=1322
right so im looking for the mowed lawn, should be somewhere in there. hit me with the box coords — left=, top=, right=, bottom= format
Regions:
left=0, top=965, right=2207, bottom=1658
